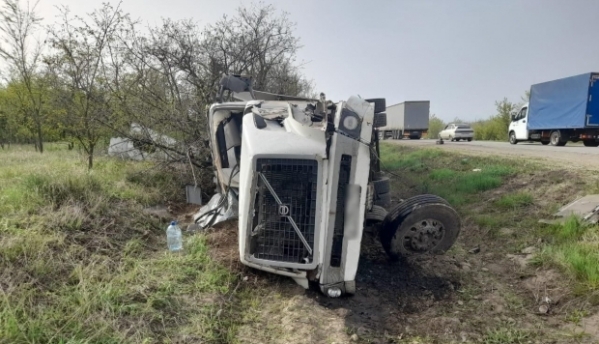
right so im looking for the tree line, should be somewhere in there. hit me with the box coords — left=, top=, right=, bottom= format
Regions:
left=0, top=0, right=313, bottom=168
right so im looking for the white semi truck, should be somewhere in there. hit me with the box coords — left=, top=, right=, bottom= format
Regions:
left=378, top=101, right=430, bottom=140
left=194, top=75, right=460, bottom=297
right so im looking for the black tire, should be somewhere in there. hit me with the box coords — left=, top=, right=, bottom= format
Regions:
left=373, top=176, right=390, bottom=194
left=456, top=138, right=461, bottom=142
left=550, top=131, right=566, bottom=146
left=380, top=195, right=460, bottom=259
left=467, top=138, right=472, bottom=142
left=541, top=141, right=550, bottom=145
left=450, top=136, right=455, bottom=142
left=373, top=112, right=387, bottom=128
left=509, top=132, right=518, bottom=145
left=583, top=140, right=599, bottom=147
left=365, top=205, right=388, bottom=223
left=374, top=192, right=391, bottom=208
left=365, top=98, right=386, bottom=114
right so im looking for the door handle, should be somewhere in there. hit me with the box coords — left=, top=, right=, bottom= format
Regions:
left=522, top=120, right=526, bottom=123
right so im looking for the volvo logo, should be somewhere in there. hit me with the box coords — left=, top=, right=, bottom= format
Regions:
left=278, top=204, right=290, bottom=216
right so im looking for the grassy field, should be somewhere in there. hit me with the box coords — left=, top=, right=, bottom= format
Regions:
left=2, top=143, right=599, bottom=343
left=0, top=145, right=242, bottom=343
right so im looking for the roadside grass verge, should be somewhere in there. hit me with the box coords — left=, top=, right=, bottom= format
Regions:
left=534, top=217, right=599, bottom=292
left=0, top=145, right=243, bottom=343
left=381, top=142, right=599, bottom=294
left=379, top=143, right=519, bottom=208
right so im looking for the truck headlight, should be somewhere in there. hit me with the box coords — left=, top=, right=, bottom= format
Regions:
left=339, top=108, right=361, bottom=138
left=342, top=116, right=359, bottom=130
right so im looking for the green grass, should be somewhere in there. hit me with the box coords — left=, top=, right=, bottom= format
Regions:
left=496, top=192, right=534, bottom=209
left=531, top=217, right=599, bottom=291
left=0, top=145, right=243, bottom=343
left=380, top=144, right=516, bottom=207
left=482, top=327, right=533, bottom=344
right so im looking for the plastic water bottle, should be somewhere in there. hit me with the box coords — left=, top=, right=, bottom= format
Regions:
left=166, top=221, right=183, bottom=252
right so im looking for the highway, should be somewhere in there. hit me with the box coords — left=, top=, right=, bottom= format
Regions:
left=387, top=139, right=599, bottom=169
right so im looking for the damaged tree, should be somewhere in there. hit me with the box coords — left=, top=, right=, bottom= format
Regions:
left=195, top=75, right=462, bottom=297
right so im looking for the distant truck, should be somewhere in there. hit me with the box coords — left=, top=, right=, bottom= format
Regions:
left=509, top=72, right=599, bottom=146
left=379, top=101, right=430, bottom=140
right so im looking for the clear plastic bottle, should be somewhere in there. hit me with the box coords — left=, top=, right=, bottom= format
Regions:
left=166, top=221, right=183, bottom=252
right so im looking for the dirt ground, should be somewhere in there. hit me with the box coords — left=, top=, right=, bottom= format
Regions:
left=180, top=153, right=599, bottom=344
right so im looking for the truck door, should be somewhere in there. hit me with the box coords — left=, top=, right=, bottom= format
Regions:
left=515, top=107, right=529, bottom=140
left=588, top=75, right=599, bottom=126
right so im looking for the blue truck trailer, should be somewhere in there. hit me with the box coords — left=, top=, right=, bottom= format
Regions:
left=508, top=72, right=599, bottom=146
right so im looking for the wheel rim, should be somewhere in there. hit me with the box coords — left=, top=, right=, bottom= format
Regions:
left=510, top=133, right=515, bottom=143
left=400, top=219, right=445, bottom=253
left=551, top=132, right=559, bottom=145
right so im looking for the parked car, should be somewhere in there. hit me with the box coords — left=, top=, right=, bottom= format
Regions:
left=439, top=123, right=474, bottom=141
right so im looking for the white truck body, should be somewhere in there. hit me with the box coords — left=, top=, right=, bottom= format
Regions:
left=379, top=101, right=430, bottom=139
left=192, top=75, right=461, bottom=298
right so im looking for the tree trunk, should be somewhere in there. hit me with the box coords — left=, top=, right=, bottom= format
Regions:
left=36, top=121, right=44, bottom=153
left=87, top=143, right=95, bottom=169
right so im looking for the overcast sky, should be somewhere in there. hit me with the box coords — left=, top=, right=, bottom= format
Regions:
left=30, top=0, right=599, bottom=122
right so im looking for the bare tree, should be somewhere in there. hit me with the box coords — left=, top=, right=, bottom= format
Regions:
left=45, top=3, right=130, bottom=169
left=204, top=3, right=311, bottom=96
left=0, top=0, right=45, bottom=152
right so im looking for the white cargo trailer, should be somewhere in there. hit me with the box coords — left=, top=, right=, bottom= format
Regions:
left=379, top=101, right=430, bottom=140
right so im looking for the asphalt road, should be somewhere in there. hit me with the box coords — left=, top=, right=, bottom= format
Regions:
left=387, top=139, right=599, bottom=169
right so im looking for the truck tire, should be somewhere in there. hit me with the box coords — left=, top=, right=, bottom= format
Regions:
left=583, top=140, right=599, bottom=147
left=365, top=98, right=386, bottom=114
left=550, top=131, right=566, bottom=146
left=373, top=176, right=390, bottom=194
left=541, top=141, right=550, bottom=145
left=379, top=195, right=460, bottom=260
left=373, top=112, right=387, bottom=128
left=375, top=192, right=391, bottom=208
left=365, top=205, right=388, bottom=223
left=509, top=132, right=518, bottom=145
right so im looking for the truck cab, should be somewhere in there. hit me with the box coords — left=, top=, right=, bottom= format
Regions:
left=508, top=103, right=532, bottom=144
left=193, top=75, right=461, bottom=297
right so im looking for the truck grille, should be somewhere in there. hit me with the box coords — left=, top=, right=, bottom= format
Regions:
left=330, top=155, right=352, bottom=267
left=251, top=158, right=318, bottom=264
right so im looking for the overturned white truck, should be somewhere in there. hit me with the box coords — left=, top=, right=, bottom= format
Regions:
left=195, top=75, right=461, bottom=297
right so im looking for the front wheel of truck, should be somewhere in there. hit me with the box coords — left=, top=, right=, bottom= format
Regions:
left=509, top=132, right=518, bottom=145
left=379, top=195, right=461, bottom=260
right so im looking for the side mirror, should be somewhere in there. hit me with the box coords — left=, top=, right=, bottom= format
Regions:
left=510, top=112, right=517, bottom=120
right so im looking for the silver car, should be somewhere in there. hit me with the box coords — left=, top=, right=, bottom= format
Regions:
left=439, top=123, right=474, bottom=142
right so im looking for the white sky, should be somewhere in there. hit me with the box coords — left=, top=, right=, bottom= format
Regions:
left=25, top=0, right=599, bottom=122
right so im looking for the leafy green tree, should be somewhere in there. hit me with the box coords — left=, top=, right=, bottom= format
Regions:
left=428, top=114, right=445, bottom=139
